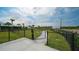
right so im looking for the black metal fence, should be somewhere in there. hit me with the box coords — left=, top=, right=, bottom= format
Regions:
left=46, top=29, right=79, bottom=51
left=0, top=26, right=35, bottom=44
left=53, top=29, right=78, bottom=51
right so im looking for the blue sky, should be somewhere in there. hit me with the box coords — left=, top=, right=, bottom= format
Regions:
left=0, top=7, right=79, bottom=27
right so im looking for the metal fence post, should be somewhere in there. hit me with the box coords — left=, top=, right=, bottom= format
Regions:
left=74, top=32, right=77, bottom=50
left=46, top=30, right=48, bottom=45
left=23, top=23, right=25, bottom=37
left=71, top=33, right=75, bottom=51
left=65, top=32, right=67, bottom=40
left=8, top=26, right=10, bottom=41
left=31, top=28, right=34, bottom=40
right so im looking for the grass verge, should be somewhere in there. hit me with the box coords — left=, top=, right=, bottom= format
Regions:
left=47, top=30, right=71, bottom=51
left=0, top=29, right=41, bottom=44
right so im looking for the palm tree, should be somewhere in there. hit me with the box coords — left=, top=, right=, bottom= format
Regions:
left=10, top=19, right=15, bottom=25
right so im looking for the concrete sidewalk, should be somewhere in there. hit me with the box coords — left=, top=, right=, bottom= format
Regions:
left=35, top=31, right=47, bottom=44
left=0, top=31, right=58, bottom=51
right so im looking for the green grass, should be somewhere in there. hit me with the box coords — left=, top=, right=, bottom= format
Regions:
left=0, top=29, right=41, bottom=44
left=25, top=29, right=41, bottom=39
left=0, top=28, right=71, bottom=51
left=0, top=32, right=8, bottom=43
left=0, top=31, right=24, bottom=43
left=47, top=30, right=71, bottom=51
left=34, top=29, right=42, bottom=39
left=75, top=34, right=79, bottom=47
left=61, top=28, right=79, bottom=49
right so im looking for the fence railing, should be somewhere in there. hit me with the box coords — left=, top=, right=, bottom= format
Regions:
left=0, top=26, right=35, bottom=44
left=53, top=29, right=78, bottom=51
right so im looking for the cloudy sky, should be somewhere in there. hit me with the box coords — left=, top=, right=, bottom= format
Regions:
left=0, top=7, right=79, bottom=27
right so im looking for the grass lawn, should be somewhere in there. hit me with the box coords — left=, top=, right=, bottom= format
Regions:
left=61, top=28, right=79, bottom=49
left=25, top=29, right=42, bottom=39
left=75, top=34, right=79, bottom=47
left=0, top=28, right=41, bottom=44
left=0, top=28, right=71, bottom=51
left=47, top=29, right=71, bottom=51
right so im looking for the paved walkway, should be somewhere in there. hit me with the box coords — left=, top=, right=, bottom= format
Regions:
left=35, top=31, right=47, bottom=44
left=0, top=31, right=58, bottom=51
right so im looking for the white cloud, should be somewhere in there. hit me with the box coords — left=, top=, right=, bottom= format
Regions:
left=17, top=7, right=35, bottom=16
left=0, top=7, right=58, bottom=27
left=32, top=7, right=56, bottom=16
left=13, top=17, right=34, bottom=26
left=11, top=7, right=57, bottom=26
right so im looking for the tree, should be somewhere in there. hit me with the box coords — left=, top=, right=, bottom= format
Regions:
left=32, top=25, right=35, bottom=27
left=4, top=22, right=12, bottom=25
left=38, top=25, right=40, bottom=28
left=10, top=19, right=15, bottom=25
left=17, top=24, right=21, bottom=31
left=0, top=22, right=2, bottom=31
left=28, top=25, right=31, bottom=28
left=17, top=24, right=21, bottom=27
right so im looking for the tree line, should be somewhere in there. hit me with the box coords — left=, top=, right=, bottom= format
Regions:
left=62, top=26, right=79, bottom=29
